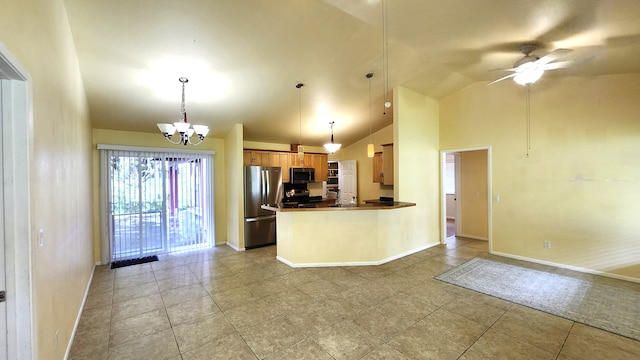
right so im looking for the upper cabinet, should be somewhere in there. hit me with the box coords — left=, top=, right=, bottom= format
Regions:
left=382, top=144, right=394, bottom=185
left=373, top=152, right=383, bottom=183
left=373, top=144, right=393, bottom=185
left=243, top=150, right=270, bottom=166
left=243, top=149, right=327, bottom=183
left=312, top=154, right=328, bottom=182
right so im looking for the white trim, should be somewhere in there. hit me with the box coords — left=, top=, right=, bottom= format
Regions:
left=440, top=146, right=492, bottom=252
left=456, top=234, right=488, bottom=241
left=97, top=143, right=215, bottom=155
left=0, top=42, right=34, bottom=360
left=65, top=266, right=95, bottom=359
left=225, top=242, right=243, bottom=252
left=276, top=243, right=438, bottom=268
left=491, top=251, right=640, bottom=284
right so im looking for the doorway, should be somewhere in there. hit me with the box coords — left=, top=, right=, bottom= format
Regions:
left=440, top=147, right=491, bottom=247
left=99, top=147, right=215, bottom=263
left=0, top=45, right=34, bottom=359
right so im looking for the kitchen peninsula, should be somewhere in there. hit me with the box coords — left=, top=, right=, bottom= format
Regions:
left=262, top=201, right=422, bottom=267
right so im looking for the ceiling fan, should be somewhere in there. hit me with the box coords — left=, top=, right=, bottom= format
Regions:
left=490, top=44, right=572, bottom=86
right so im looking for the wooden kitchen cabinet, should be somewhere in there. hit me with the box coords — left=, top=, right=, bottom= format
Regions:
left=243, top=149, right=326, bottom=183
left=373, top=152, right=383, bottom=183
left=311, top=153, right=328, bottom=182
left=269, top=152, right=291, bottom=182
left=372, top=144, right=393, bottom=185
left=288, top=152, right=310, bottom=168
left=382, top=144, right=394, bottom=185
left=243, top=150, right=270, bottom=166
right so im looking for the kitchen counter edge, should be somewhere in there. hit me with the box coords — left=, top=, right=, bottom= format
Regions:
left=261, top=202, right=416, bottom=212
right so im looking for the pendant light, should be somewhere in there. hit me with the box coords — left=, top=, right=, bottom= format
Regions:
left=366, top=72, right=374, bottom=158
left=324, top=121, right=341, bottom=154
left=296, top=83, right=304, bottom=165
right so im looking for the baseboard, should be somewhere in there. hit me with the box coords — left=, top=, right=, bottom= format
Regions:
left=276, top=242, right=439, bottom=268
left=457, top=234, right=488, bottom=241
left=225, top=242, right=244, bottom=252
left=65, top=264, right=96, bottom=359
left=490, top=250, right=640, bottom=284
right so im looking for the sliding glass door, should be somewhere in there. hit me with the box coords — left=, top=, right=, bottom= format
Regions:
left=101, top=148, right=214, bottom=262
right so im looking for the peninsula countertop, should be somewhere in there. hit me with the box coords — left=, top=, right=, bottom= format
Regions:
left=261, top=201, right=416, bottom=212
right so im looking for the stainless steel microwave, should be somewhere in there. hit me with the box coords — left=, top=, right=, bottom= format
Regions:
left=290, top=167, right=315, bottom=184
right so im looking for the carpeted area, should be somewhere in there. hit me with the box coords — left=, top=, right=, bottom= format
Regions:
left=436, top=257, right=640, bottom=341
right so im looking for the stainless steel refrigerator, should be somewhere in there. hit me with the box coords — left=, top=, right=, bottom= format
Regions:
left=243, top=166, right=283, bottom=249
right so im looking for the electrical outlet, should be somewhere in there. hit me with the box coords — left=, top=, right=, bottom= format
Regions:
left=544, top=241, right=551, bottom=249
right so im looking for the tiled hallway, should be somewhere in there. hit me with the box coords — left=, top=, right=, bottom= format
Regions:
left=70, top=238, right=640, bottom=359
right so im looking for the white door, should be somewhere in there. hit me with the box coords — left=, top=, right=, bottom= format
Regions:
left=0, top=78, right=7, bottom=359
left=338, top=160, right=357, bottom=204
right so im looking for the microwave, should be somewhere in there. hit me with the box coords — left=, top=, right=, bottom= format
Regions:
left=290, top=167, right=315, bottom=184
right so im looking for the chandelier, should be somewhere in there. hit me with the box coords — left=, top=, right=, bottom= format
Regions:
left=157, top=77, right=209, bottom=146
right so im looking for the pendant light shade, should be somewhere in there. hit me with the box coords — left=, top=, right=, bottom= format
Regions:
left=366, top=72, right=374, bottom=158
left=324, top=121, right=341, bottom=154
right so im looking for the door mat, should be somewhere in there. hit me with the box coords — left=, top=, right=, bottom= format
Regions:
left=111, top=255, right=159, bottom=269
left=436, top=257, right=640, bottom=341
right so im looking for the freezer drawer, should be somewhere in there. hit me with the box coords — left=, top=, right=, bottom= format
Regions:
left=244, top=215, right=276, bottom=249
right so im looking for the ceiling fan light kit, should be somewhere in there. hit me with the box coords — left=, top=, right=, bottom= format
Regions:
left=157, top=77, right=209, bottom=146
left=490, top=44, right=573, bottom=86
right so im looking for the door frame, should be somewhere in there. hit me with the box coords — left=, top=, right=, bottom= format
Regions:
left=0, top=43, right=34, bottom=359
left=440, top=146, right=492, bottom=249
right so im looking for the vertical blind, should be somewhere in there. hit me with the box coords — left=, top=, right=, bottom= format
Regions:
left=99, top=146, right=214, bottom=262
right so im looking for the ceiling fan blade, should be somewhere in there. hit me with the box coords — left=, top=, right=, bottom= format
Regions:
left=535, top=48, right=572, bottom=65
left=487, top=73, right=516, bottom=85
left=541, top=61, right=572, bottom=70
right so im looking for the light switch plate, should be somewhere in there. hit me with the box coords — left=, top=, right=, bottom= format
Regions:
left=38, top=228, right=44, bottom=247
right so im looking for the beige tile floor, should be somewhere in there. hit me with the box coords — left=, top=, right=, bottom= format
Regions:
left=70, top=237, right=640, bottom=360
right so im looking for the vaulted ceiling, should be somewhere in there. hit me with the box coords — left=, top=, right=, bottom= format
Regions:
left=63, top=0, right=640, bottom=148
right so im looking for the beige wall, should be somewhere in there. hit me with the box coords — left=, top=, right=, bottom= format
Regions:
left=459, top=150, right=488, bottom=239
left=440, top=74, right=640, bottom=281
left=0, top=0, right=94, bottom=358
left=91, top=129, right=227, bottom=259
left=225, top=124, right=244, bottom=249
left=395, top=87, right=441, bottom=247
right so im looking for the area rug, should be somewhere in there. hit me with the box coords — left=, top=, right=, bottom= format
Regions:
left=110, top=255, right=159, bottom=269
left=435, top=257, right=640, bottom=341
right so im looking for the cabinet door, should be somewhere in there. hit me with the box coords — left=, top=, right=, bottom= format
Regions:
left=279, top=153, right=291, bottom=182
left=312, top=154, right=328, bottom=182
left=373, top=152, right=383, bottom=183
left=255, top=151, right=270, bottom=166
left=382, top=144, right=394, bottom=185
left=243, top=150, right=254, bottom=166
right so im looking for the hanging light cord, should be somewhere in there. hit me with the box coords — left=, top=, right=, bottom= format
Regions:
left=368, top=74, right=373, bottom=141
left=526, top=85, right=531, bottom=157
left=382, top=0, right=388, bottom=115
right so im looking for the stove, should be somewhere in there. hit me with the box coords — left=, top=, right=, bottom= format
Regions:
left=282, top=189, right=324, bottom=208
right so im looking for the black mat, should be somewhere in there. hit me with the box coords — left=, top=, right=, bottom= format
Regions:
left=110, top=255, right=159, bottom=269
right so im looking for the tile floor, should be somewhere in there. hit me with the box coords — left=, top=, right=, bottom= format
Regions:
left=70, top=237, right=640, bottom=359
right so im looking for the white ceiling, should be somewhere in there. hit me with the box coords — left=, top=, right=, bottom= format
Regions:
left=63, top=0, right=640, bottom=148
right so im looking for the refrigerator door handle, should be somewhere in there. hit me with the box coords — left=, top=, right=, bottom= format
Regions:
left=261, top=169, right=266, bottom=205
left=265, top=169, right=270, bottom=204
left=245, top=215, right=276, bottom=222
